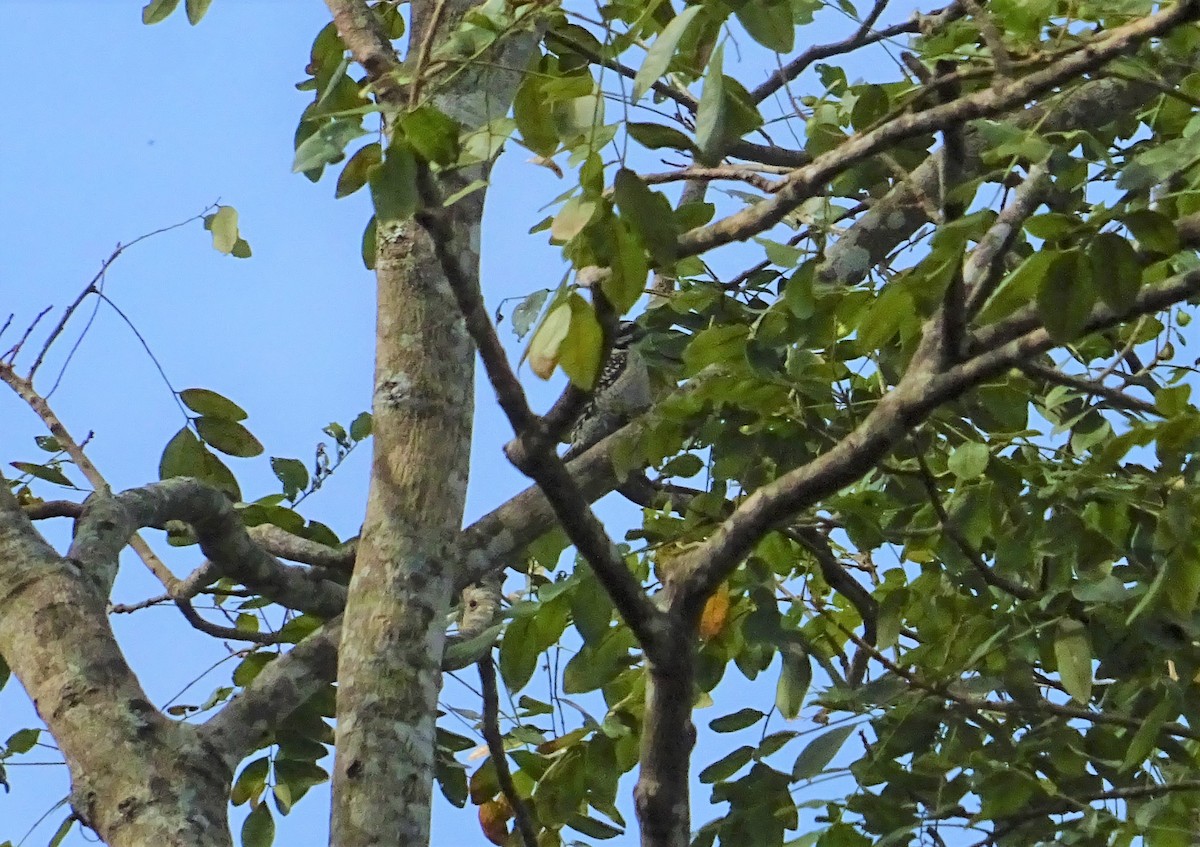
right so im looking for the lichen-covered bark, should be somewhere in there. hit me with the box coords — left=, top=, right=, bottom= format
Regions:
left=0, top=488, right=232, bottom=847
left=327, top=2, right=536, bottom=844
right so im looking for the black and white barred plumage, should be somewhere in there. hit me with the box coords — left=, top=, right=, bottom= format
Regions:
left=563, top=321, right=651, bottom=460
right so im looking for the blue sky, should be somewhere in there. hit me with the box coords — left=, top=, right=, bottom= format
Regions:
left=0, top=2, right=921, bottom=844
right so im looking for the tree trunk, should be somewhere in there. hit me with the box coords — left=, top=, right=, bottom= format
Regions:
left=327, top=2, right=536, bottom=844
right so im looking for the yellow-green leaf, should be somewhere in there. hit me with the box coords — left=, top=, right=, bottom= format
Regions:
left=1053, top=619, right=1092, bottom=704
left=526, top=302, right=572, bottom=379
left=633, top=6, right=703, bottom=101
left=208, top=206, right=239, bottom=255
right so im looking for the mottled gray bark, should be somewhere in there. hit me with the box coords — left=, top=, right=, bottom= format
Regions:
left=322, top=2, right=537, bottom=844
left=0, top=486, right=233, bottom=847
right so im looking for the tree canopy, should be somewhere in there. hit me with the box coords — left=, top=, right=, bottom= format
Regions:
left=6, top=1, right=1200, bottom=846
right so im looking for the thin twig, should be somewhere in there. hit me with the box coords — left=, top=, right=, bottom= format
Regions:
left=1019, top=361, right=1159, bottom=416
left=911, top=450, right=1036, bottom=600
left=477, top=655, right=538, bottom=847
left=2, top=306, right=52, bottom=362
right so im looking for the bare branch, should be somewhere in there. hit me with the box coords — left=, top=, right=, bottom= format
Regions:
left=21, top=499, right=83, bottom=520
left=478, top=655, right=538, bottom=847
left=751, top=0, right=900, bottom=103
left=1019, top=360, right=1159, bottom=416
left=249, top=524, right=355, bottom=572
left=174, top=598, right=292, bottom=645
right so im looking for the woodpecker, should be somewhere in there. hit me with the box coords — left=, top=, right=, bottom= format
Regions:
left=563, top=320, right=651, bottom=460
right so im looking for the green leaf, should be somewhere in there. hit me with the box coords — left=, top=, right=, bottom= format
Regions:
left=567, top=814, right=623, bottom=839
left=196, top=417, right=264, bottom=458
left=559, top=295, right=603, bottom=389
left=231, top=757, right=269, bottom=806
left=710, top=708, right=766, bottom=733
left=270, top=458, right=309, bottom=500
left=1053, top=619, right=1092, bottom=705
left=185, top=0, right=212, bottom=24
left=241, top=802, right=275, bottom=847
left=1164, top=544, right=1200, bottom=616
left=443, top=623, right=503, bottom=670
left=208, top=206, right=239, bottom=255
left=368, top=143, right=420, bottom=222
left=47, top=817, right=74, bottom=847
left=775, top=645, right=811, bottom=719
left=784, top=265, right=815, bottom=318
left=526, top=301, right=572, bottom=379
left=758, top=238, right=804, bottom=268
left=1120, top=696, right=1174, bottom=772
left=1037, top=249, right=1095, bottom=342
left=4, top=728, right=39, bottom=754
left=1088, top=232, right=1142, bottom=312
left=1124, top=209, right=1179, bottom=256
left=142, top=0, right=180, bottom=24
left=551, top=196, right=598, bottom=242
left=335, top=143, right=382, bottom=199
left=180, top=388, right=247, bottom=421
left=735, top=0, right=794, bottom=53
left=349, top=412, right=372, bottom=441
left=948, top=442, right=989, bottom=480
left=695, top=42, right=726, bottom=164
left=633, top=5, right=703, bottom=101
left=513, top=70, right=557, bottom=156
left=499, top=616, right=540, bottom=691
left=978, top=249, right=1056, bottom=324
left=361, top=216, right=377, bottom=270
left=1157, top=384, right=1191, bottom=417
left=627, top=122, right=697, bottom=152
left=698, top=745, right=754, bottom=783
left=791, top=725, right=855, bottom=781
left=9, top=462, right=71, bottom=486
left=511, top=288, right=550, bottom=339
left=291, top=119, right=367, bottom=173
left=613, top=168, right=677, bottom=268
left=233, top=652, right=274, bottom=687
left=160, top=427, right=207, bottom=480
left=400, top=106, right=460, bottom=166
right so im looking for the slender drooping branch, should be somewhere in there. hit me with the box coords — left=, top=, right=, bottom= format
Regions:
left=477, top=655, right=538, bottom=847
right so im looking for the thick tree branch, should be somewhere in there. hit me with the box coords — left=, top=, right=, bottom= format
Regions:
left=0, top=486, right=233, bottom=846
left=412, top=169, right=665, bottom=651
left=678, top=3, right=1197, bottom=260
left=819, top=75, right=1166, bottom=288
left=671, top=267, right=1200, bottom=617
left=201, top=619, right=342, bottom=771
left=324, top=0, right=406, bottom=104
left=962, top=160, right=1051, bottom=316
